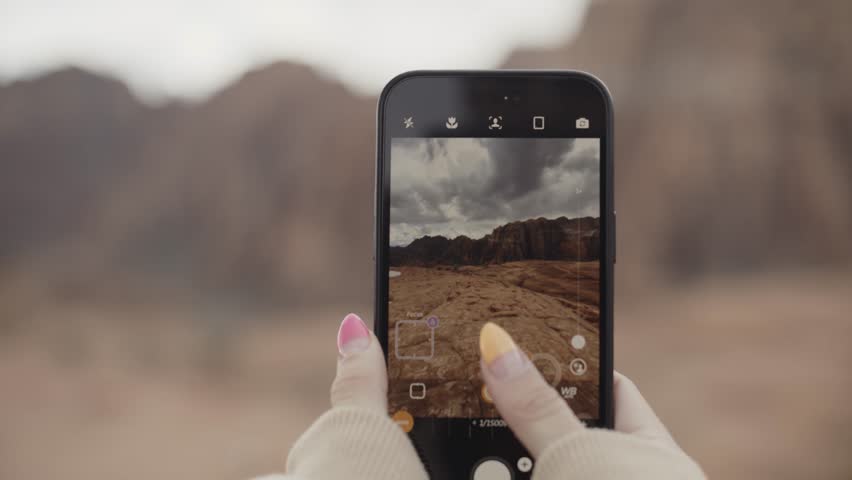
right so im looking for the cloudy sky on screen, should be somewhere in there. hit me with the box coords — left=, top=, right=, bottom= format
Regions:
left=390, top=138, right=600, bottom=246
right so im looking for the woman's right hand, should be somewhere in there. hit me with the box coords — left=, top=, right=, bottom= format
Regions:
left=479, top=322, right=705, bottom=479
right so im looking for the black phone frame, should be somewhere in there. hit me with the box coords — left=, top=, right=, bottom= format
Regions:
left=373, top=70, right=615, bottom=473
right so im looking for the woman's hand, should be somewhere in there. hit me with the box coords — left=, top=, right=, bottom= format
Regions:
left=283, top=313, right=429, bottom=480
left=479, top=322, right=684, bottom=457
left=281, top=314, right=704, bottom=480
left=330, top=312, right=389, bottom=412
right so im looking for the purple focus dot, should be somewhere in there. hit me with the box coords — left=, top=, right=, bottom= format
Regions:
left=426, top=316, right=439, bottom=328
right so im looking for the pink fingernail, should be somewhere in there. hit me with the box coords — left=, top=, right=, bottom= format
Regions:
left=337, top=313, right=370, bottom=356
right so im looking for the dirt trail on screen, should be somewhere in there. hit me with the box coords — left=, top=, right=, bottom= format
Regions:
left=388, top=260, right=600, bottom=417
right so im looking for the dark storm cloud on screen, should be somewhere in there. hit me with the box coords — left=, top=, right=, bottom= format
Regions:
left=482, top=138, right=575, bottom=199
left=390, top=137, right=600, bottom=246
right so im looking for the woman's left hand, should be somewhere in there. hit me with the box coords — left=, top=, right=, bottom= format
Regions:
left=281, top=313, right=428, bottom=480
left=329, top=312, right=391, bottom=412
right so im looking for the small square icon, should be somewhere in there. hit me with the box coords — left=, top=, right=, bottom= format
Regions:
left=575, top=117, right=589, bottom=129
left=532, top=116, right=545, bottom=130
left=409, top=383, right=426, bottom=400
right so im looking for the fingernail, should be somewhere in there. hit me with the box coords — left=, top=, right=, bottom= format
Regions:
left=480, top=322, right=529, bottom=379
left=337, top=313, right=371, bottom=356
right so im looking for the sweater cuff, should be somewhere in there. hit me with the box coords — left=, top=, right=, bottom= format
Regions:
left=286, top=407, right=428, bottom=480
left=533, top=429, right=706, bottom=480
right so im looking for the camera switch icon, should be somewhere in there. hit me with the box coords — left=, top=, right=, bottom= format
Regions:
left=569, top=358, right=587, bottom=376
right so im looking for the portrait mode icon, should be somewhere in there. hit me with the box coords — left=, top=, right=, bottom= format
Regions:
left=488, top=115, right=503, bottom=130
left=532, top=116, right=545, bottom=130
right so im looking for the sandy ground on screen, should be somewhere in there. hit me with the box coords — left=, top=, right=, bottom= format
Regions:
left=387, top=260, right=600, bottom=418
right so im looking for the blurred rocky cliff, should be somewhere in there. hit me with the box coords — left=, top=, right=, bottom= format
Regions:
left=0, top=65, right=375, bottom=308
left=506, top=0, right=852, bottom=280
left=1, top=0, right=850, bottom=311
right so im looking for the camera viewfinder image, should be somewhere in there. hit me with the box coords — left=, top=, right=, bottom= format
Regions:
left=387, top=138, right=601, bottom=419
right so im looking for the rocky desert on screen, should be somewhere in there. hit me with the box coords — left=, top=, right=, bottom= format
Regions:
left=388, top=216, right=601, bottom=418
left=387, top=137, right=602, bottom=418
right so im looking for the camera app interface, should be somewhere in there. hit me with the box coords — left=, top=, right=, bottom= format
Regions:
left=388, top=137, right=601, bottom=422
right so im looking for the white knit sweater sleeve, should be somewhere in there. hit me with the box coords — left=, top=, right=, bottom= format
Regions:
left=258, top=407, right=704, bottom=480
left=281, top=406, right=427, bottom=480
left=533, top=429, right=706, bottom=480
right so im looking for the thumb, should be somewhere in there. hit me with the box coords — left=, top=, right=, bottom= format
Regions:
left=613, top=371, right=680, bottom=450
left=480, top=322, right=584, bottom=457
left=330, top=313, right=388, bottom=413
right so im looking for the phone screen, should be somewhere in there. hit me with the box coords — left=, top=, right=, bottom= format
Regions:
left=376, top=72, right=612, bottom=479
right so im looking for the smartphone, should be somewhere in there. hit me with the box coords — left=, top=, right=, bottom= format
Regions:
left=374, top=71, right=614, bottom=479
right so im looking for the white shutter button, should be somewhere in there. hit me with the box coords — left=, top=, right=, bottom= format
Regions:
left=472, top=457, right=512, bottom=480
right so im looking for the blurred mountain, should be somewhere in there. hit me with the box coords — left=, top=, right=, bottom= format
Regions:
left=0, top=0, right=850, bottom=309
left=99, top=63, right=376, bottom=304
left=506, top=0, right=852, bottom=279
left=0, top=63, right=374, bottom=306
left=0, top=68, right=161, bottom=260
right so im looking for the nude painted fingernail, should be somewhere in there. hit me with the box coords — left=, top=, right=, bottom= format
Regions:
left=480, top=322, right=529, bottom=379
left=337, top=313, right=371, bottom=356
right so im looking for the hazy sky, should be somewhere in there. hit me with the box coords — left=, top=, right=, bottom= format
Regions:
left=0, top=0, right=588, bottom=102
left=390, top=138, right=600, bottom=246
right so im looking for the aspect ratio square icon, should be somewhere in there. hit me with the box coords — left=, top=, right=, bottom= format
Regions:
left=409, top=383, right=426, bottom=400
left=394, top=319, right=435, bottom=360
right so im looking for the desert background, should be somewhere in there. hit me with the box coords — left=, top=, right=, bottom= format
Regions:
left=1, top=1, right=851, bottom=479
